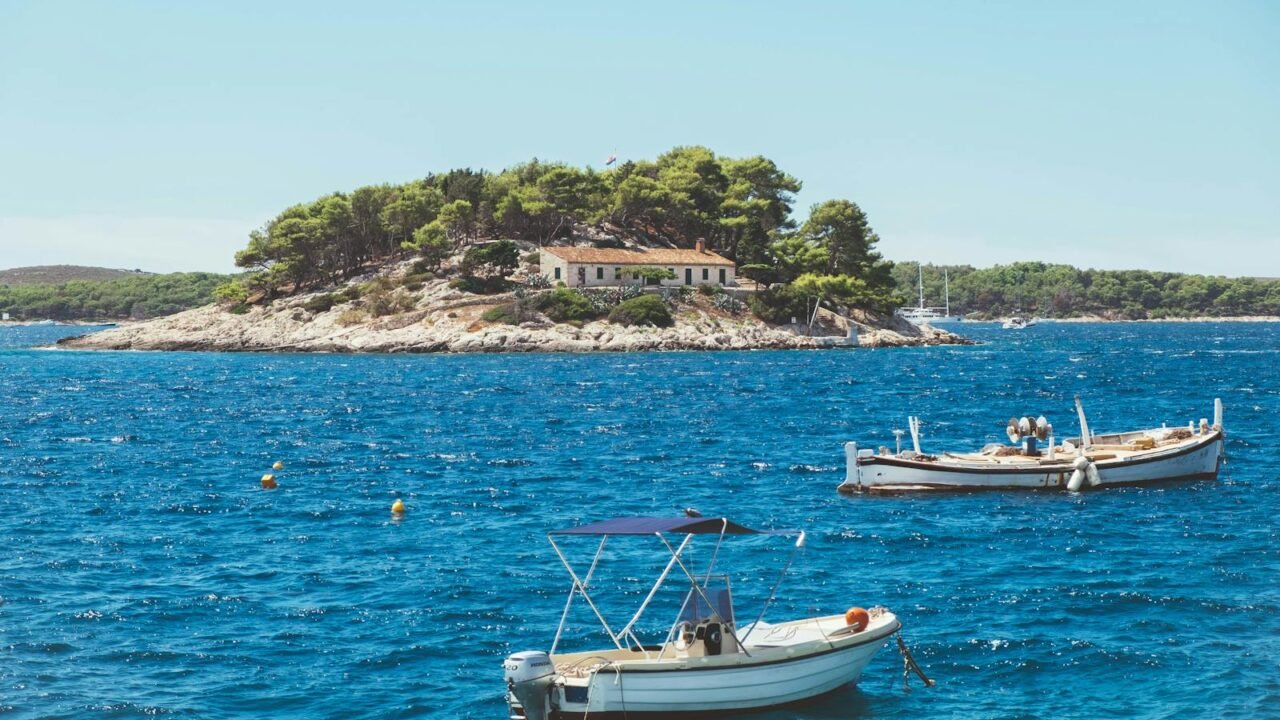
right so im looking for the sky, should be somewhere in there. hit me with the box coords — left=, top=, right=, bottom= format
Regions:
left=0, top=1, right=1277, bottom=276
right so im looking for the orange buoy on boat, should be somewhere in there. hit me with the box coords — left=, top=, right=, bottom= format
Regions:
left=844, top=606, right=869, bottom=632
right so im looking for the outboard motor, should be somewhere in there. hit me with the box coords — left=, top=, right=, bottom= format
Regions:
left=504, top=651, right=555, bottom=720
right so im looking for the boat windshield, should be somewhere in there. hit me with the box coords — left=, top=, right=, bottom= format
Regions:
left=680, top=575, right=734, bottom=625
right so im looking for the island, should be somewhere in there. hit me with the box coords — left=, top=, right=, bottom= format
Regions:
left=57, top=147, right=967, bottom=353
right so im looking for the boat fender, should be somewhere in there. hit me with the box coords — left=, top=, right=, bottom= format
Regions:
left=1085, top=460, right=1101, bottom=487
left=1067, top=457, right=1089, bottom=492
left=844, top=606, right=870, bottom=632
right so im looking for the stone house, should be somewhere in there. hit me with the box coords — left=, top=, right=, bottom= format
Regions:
left=539, top=240, right=736, bottom=288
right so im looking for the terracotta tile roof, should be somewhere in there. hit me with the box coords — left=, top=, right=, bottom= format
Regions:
left=542, top=246, right=734, bottom=266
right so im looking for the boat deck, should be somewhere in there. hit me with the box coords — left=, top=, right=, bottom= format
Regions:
left=921, top=428, right=1202, bottom=468
left=550, top=612, right=897, bottom=678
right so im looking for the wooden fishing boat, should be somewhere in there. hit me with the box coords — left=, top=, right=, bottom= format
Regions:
left=503, top=516, right=914, bottom=719
left=839, top=398, right=1225, bottom=493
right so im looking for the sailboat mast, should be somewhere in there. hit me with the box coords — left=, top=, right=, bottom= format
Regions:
left=917, top=264, right=925, bottom=310
left=944, top=269, right=950, bottom=317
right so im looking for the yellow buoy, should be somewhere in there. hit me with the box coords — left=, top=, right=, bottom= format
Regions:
left=261, top=473, right=277, bottom=489
left=391, top=498, right=405, bottom=515
left=272, top=461, right=284, bottom=470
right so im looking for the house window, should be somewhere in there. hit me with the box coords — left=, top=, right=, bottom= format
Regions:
left=702, top=268, right=709, bottom=281
left=614, top=267, right=622, bottom=280
left=554, top=267, right=561, bottom=280
left=719, top=268, right=726, bottom=285
left=596, top=267, right=603, bottom=280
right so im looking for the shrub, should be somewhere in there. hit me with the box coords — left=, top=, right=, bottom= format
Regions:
left=402, top=271, right=433, bottom=287
left=697, top=283, right=722, bottom=297
left=522, top=251, right=542, bottom=265
left=482, top=305, right=520, bottom=324
left=228, top=303, right=251, bottom=315
left=524, top=273, right=552, bottom=289
left=536, top=288, right=601, bottom=323
left=450, top=276, right=512, bottom=294
left=748, top=285, right=809, bottom=324
left=661, top=286, right=693, bottom=307
left=713, top=293, right=746, bottom=314
left=460, top=239, right=520, bottom=278
left=214, top=280, right=248, bottom=305
left=364, top=283, right=417, bottom=317
left=337, top=308, right=367, bottom=326
left=303, top=293, right=342, bottom=314
left=608, top=294, right=673, bottom=327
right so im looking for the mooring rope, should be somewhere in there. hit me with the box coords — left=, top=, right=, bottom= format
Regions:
left=896, top=633, right=936, bottom=690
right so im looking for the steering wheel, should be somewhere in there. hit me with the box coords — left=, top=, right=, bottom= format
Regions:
left=673, top=621, right=694, bottom=651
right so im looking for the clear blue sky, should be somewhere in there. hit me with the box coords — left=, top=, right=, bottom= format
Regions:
left=1, top=1, right=1276, bottom=275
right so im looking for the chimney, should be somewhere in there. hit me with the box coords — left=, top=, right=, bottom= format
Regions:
left=696, top=238, right=705, bottom=254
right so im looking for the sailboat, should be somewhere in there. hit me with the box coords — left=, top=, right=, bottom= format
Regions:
left=896, top=265, right=963, bottom=325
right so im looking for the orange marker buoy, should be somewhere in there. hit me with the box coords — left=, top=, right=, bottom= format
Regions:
left=272, top=461, right=284, bottom=470
left=391, top=498, right=405, bottom=515
left=261, top=473, right=277, bottom=489
left=844, top=606, right=869, bottom=632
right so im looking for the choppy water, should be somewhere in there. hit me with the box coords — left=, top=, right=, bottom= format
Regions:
left=2, top=322, right=1278, bottom=719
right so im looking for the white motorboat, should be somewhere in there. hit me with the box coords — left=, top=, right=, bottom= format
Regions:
left=503, top=516, right=906, bottom=719
left=839, top=398, right=1225, bottom=493
left=1001, top=316, right=1038, bottom=329
left=896, top=266, right=962, bottom=325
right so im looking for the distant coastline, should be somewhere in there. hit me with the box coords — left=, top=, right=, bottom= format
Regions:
left=994, top=315, right=1280, bottom=324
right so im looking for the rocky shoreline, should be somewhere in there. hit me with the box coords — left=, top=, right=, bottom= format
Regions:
left=56, top=279, right=968, bottom=353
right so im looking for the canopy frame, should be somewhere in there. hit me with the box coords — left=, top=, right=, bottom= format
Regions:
left=545, top=517, right=800, bottom=660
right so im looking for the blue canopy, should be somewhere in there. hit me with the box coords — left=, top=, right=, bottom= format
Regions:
left=550, top=516, right=795, bottom=536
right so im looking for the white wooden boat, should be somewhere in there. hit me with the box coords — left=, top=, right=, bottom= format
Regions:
left=503, top=517, right=906, bottom=719
left=839, top=398, right=1225, bottom=493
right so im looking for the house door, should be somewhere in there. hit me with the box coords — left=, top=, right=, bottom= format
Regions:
left=685, top=268, right=693, bottom=285
left=719, top=268, right=726, bottom=285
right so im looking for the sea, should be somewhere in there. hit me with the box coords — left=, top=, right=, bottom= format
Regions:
left=1, top=322, right=1277, bottom=719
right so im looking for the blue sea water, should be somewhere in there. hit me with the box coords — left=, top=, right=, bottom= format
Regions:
left=1, top=322, right=1278, bottom=719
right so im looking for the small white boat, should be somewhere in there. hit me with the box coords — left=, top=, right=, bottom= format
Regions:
left=897, top=266, right=963, bottom=325
left=1001, top=316, right=1038, bottom=329
left=839, top=398, right=1225, bottom=493
left=504, top=516, right=906, bottom=719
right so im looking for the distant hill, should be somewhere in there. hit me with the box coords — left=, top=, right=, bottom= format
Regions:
left=0, top=270, right=231, bottom=321
left=0, top=265, right=151, bottom=286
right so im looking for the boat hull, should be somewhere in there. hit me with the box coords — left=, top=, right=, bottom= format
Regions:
left=842, top=430, right=1223, bottom=492
left=546, top=617, right=899, bottom=718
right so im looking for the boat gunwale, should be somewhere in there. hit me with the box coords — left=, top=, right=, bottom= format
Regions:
left=556, top=616, right=900, bottom=676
